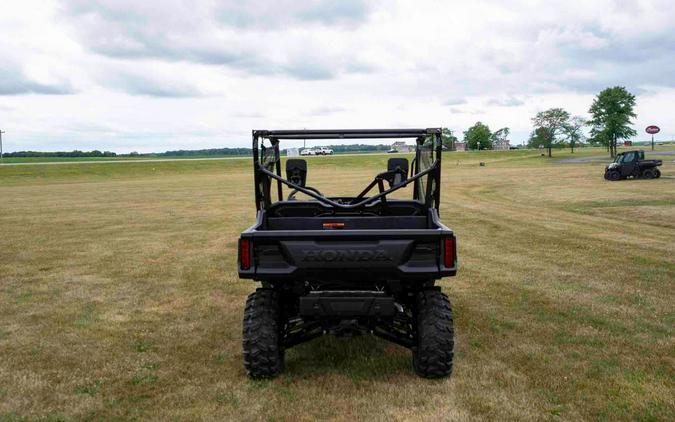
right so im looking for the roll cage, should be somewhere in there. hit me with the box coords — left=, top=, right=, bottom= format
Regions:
left=251, top=129, right=443, bottom=213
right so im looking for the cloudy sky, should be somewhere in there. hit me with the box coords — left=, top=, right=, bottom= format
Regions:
left=1, top=0, right=674, bottom=152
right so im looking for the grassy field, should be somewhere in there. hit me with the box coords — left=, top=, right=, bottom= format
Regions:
left=0, top=148, right=673, bottom=421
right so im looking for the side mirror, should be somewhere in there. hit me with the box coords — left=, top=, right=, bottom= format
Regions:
left=286, top=159, right=307, bottom=187
left=387, top=158, right=409, bottom=187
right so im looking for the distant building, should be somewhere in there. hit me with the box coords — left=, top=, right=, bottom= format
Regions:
left=391, top=141, right=413, bottom=152
left=454, top=142, right=467, bottom=151
left=624, top=140, right=632, bottom=147
left=493, top=139, right=511, bottom=150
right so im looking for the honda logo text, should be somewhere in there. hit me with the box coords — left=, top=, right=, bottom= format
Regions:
left=302, top=249, right=392, bottom=262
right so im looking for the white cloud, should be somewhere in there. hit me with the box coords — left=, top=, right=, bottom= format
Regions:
left=0, top=0, right=673, bottom=152
left=486, top=96, right=527, bottom=107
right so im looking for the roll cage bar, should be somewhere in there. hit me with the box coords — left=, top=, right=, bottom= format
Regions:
left=252, top=129, right=443, bottom=212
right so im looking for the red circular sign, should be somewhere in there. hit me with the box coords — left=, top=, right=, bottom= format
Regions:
left=646, top=125, right=660, bottom=134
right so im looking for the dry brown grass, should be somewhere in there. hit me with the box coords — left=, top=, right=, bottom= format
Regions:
left=0, top=150, right=673, bottom=421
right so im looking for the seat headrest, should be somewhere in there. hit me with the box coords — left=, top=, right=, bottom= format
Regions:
left=286, top=159, right=307, bottom=187
left=387, top=158, right=409, bottom=187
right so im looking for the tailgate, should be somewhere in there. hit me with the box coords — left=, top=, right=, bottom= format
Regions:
left=239, top=229, right=456, bottom=281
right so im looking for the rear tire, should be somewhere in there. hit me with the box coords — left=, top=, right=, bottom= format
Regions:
left=242, top=289, right=284, bottom=379
left=642, top=169, right=655, bottom=179
left=413, top=290, right=454, bottom=378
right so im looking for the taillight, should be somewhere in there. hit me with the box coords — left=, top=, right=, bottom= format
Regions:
left=239, top=239, right=251, bottom=270
left=443, top=237, right=455, bottom=268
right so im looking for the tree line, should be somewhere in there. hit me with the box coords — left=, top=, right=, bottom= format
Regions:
left=2, top=148, right=254, bottom=158
left=441, top=125, right=511, bottom=151
left=442, top=86, right=637, bottom=157
left=3, top=150, right=119, bottom=158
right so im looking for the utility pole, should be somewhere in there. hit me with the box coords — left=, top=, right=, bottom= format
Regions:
left=0, top=129, right=5, bottom=163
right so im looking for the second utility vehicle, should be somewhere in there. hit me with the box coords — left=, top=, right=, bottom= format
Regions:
left=238, top=129, right=456, bottom=379
left=604, top=150, right=662, bottom=180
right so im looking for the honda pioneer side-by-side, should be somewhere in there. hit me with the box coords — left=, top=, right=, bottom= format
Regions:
left=237, top=129, right=457, bottom=378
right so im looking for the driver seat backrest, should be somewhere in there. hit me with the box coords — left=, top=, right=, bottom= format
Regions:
left=387, top=158, right=409, bottom=187
left=286, top=159, right=307, bottom=187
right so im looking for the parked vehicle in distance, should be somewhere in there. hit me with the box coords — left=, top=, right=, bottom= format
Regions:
left=387, top=149, right=398, bottom=153
left=239, top=129, right=456, bottom=379
left=300, top=148, right=315, bottom=156
left=315, top=147, right=334, bottom=155
left=604, top=150, right=662, bottom=181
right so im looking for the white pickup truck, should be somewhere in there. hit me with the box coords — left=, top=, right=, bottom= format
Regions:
left=300, top=147, right=333, bottom=156
left=315, top=147, right=334, bottom=155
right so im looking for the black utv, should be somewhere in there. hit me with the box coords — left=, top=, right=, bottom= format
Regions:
left=237, top=129, right=456, bottom=379
left=604, top=150, right=662, bottom=181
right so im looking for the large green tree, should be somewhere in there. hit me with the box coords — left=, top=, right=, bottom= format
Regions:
left=463, top=122, right=492, bottom=150
left=564, top=116, right=586, bottom=154
left=531, top=108, right=570, bottom=157
left=587, top=86, right=637, bottom=157
left=441, top=128, right=458, bottom=150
